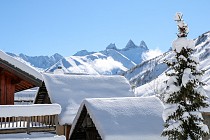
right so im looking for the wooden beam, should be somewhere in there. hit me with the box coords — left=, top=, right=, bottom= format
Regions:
left=0, top=61, right=42, bottom=87
left=11, top=78, right=21, bottom=85
left=15, top=84, right=34, bottom=93
left=21, top=81, right=34, bottom=88
left=16, top=83, right=29, bottom=90
left=15, top=81, right=34, bottom=91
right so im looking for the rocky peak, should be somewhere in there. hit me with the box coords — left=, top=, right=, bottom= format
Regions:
left=124, top=40, right=138, bottom=50
left=140, top=40, right=148, bottom=50
left=106, top=43, right=117, bottom=50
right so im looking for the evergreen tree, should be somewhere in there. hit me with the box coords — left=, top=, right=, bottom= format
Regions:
left=162, top=12, right=209, bottom=140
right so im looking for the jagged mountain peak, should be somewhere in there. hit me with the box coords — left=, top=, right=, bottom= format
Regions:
left=123, top=40, right=148, bottom=51
left=106, top=43, right=117, bottom=50
left=140, top=40, right=148, bottom=50
left=124, top=39, right=137, bottom=50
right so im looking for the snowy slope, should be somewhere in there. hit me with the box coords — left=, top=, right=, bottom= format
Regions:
left=102, top=48, right=136, bottom=69
left=46, top=40, right=148, bottom=75
left=123, top=52, right=170, bottom=87
left=127, top=31, right=210, bottom=98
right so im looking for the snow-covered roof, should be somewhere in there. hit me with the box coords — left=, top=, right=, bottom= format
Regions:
left=42, top=73, right=134, bottom=125
left=0, top=50, right=42, bottom=81
left=70, top=96, right=165, bottom=140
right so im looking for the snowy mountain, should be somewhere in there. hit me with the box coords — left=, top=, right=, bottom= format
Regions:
left=120, top=40, right=148, bottom=64
left=123, top=51, right=170, bottom=87
left=7, top=53, right=64, bottom=71
left=6, top=40, right=148, bottom=75
left=123, top=31, right=210, bottom=97
left=46, top=40, right=148, bottom=75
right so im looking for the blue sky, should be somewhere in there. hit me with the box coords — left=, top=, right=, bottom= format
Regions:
left=0, top=0, right=209, bottom=57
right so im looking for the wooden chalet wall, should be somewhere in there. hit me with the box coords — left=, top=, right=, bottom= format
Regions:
left=0, top=57, right=42, bottom=105
left=0, top=70, right=16, bottom=105
left=0, top=69, right=37, bottom=105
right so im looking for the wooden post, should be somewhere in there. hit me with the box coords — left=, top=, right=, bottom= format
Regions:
left=27, top=117, right=31, bottom=134
left=65, top=125, right=71, bottom=140
left=55, top=115, right=58, bottom=125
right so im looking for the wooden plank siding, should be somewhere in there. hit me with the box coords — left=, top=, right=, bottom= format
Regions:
left=0, top=59, right=42, bottom=87
left=6, top=75, right=15, bottom=105
left=70, top=106, right=102, bottom=140
left=0, top=71, right=17, bottom=105
left=0, top=57, right=42, bottom=105
left=34, top=82, right=51, bottom=104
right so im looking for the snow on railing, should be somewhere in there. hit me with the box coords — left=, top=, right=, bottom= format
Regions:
left=0, top=104, right=61, bottom=134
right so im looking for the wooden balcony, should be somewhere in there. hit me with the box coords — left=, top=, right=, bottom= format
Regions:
left=0, top=104, right=61, bottom=134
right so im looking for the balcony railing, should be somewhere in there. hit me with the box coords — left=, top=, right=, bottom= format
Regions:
left=0, top=104, right=61, bottom=134
left=0, top=115, right=58, bottom=134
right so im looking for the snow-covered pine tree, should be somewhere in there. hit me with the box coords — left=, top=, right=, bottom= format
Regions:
left=161, top=12, right=209, bottom=140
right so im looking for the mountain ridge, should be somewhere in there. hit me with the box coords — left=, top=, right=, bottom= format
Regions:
left=46, top=39, right=148, bottom=75
left=7, top=39, right=149, bottom=75
left=6, top=52, right=64, bottom=70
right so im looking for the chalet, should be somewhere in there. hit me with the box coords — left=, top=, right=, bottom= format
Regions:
left=34, top=72, right=134, bottom=139
left=0, top=51, right=61, bottom=136
left=0, top=51, right=42, bottom=105
left=69, top=96, right=166, bottom=140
